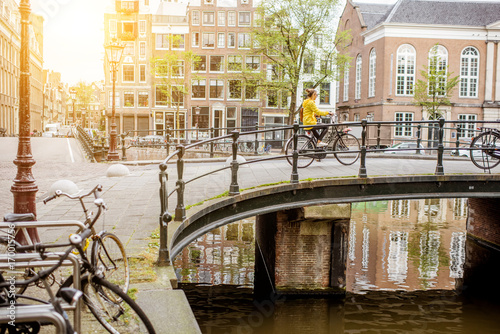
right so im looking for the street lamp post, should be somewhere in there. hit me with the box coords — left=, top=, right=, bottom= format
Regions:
left=81, top=108, right=86, bottom=129
left=70, top=88, right=76, bottom=125
left=105, top=39, right=124, bottom=161
left=11, top=0, right=40, bottom=244
left=194, top=106, right=201, bottom=141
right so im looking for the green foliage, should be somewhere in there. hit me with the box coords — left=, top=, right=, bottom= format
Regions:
left=74, top=81, right=93, bottom=111
left=250, top=0, right=351, bottom=124
left=413, top=44, right=460, bottom=120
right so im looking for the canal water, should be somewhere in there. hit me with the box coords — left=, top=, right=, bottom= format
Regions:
left=174, top=199, right=500, bottom=333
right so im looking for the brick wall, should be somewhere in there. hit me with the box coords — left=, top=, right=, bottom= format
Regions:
left=274, top=210, right=333, bottom=290
left=467, top=198, right=500, bottom=247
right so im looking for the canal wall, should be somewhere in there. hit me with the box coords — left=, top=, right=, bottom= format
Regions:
left=459, top=198, right=500, bottom=297
left=255, top=204, right=350, bottom=296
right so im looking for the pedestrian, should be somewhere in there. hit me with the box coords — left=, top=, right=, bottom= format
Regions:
left=302, top=88, right=332, bottom=147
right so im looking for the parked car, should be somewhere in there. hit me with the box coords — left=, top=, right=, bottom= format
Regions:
left=136, top=135, right=165, bottom=147
left=384, top=142, right=424, bottom=154
left=451, top=148, right=470, bottom=157
left=42, top=123, right=61, bottom=137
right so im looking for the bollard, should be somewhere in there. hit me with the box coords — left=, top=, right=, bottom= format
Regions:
left=358, top=119, right=368, bottom=178
left=229, top=130, right=240, bottom=195
left=291, top=123, right=299, bottom=183
left=120, top=133, right=127, bottom=161
left=455, top=124, right=461, bottom=156
left=158, top=163, right=171, bottom=265
left=435, top=118, right=445, bottom=175
left=175, top=145, right=186, bottom=221
left=254, top=123, right=259, bottom=156
left=210, top=127, right=215, bottom=158
left=166, top=127, right=171, bottom=156
left=416, top=124, right=422, bottom=155
left=376, top=123, right=381, bottom=150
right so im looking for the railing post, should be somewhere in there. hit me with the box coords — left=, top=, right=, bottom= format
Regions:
left=175, top=145, right=186, bottom=221
left=210, top=127, right=215, bottom=158
left=166, top=126, right=171, bottom=156
left=455, top=124, right=461, bottom=156
left=416, top=124, right=422, bottom=155
left=376, top=123, right=381, bottom=150
left=101, top=137, right=106, bottom=161
left=254, top=123, right=259, bottom=156
left=435, top=118, right=445, bottom=175
left=358, top=119, right=368, bottom=178
left=158, top=163, right=172, bottom=265
left=120, top=132, right=127, bottom=161
left=229, top=130, right=240, bottom=195
left=291, top=122, right=299, bottom=183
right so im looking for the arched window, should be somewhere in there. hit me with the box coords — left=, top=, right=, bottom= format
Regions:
left=355, top=55, right=362, bottom=99
left=343, top=66, right=349, bottom=102
left=396, top=44, right=416, bottom=96
left=460, top=46, right=479, bottom=98
left=428, top=45, right=448, bottom=96
left=368, top=49, right=376, bottom=97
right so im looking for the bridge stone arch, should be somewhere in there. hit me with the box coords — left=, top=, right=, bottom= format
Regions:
left=170, top=174, right=500, bottom=260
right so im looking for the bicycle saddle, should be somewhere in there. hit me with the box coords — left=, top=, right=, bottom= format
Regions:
left=3, top=213, right=35, bottom=222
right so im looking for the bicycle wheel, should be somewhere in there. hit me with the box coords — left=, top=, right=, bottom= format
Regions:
left=285, top=135, right=315, bottom=168
left=333, top=134, right=360, bottom=165
left=91, top=233, right=129, bottom=294
left=470, top=131, right=500, bottom=169
left=83, top=276, right=156, bottom=334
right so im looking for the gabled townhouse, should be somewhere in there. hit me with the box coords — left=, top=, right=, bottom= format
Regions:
left=337, top=0, right=500, bottom=146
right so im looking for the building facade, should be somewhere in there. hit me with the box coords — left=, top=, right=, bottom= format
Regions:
left=0, top=0, right=44, bottom=135
left=337, top=0, right=500, bottom=146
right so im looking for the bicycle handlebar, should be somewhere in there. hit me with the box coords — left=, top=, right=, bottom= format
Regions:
left=43, top=184, right=103, bottom=204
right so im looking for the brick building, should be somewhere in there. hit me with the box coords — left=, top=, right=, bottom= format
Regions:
left=337, top=0, right=500, bottom=146
left=0, top=0, right=44, bottom=134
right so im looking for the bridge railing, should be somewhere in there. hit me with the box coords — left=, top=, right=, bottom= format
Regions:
left=157, top=118, right=499, bottom=264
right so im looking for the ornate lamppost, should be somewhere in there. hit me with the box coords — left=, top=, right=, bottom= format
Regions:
left=70, top=88, right=76, bottom=125
left=11, top=0, right=40, bottom=244
left=194, top=106, right=200, bottom=141
left=105, top=39, right=124, bottom=161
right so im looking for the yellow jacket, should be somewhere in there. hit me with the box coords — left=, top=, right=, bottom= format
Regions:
left=302, top=98, right=329, bottom=130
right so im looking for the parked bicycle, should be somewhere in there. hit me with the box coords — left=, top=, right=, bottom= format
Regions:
left=0, top=219, right=156, bottom=333
left=257, top=143, right=272, bottom=155
left=2, top=185, right=129, bottom=297
left=285, top=114, right=361, bottom=168
left=470, top=127, right=500, bottom=169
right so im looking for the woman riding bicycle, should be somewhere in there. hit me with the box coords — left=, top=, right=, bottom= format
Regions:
left=302, top=88, right=334, bottom=147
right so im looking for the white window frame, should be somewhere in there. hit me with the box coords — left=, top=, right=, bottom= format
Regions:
left=139, top=64, right=147, bottom=83
left=343, top=66, right=349, bottom=102
left=460, top=46, right=479, bottom=98
left=192, top=32, right=200, bottom=47
left=238, top=33, right=251, bottom=49
left=138, top=91, right=149, bottom=108
left=228, top=55, right=242, bottom=72
left=192, top=10, right=200, bottom=25
left=369, top=49, right=376, bottom=98
left=245, top=79, right=259, bottom=101
left=122, top=64, right=135, bottom=83
left=355, top=55, right=362, bottom=100
left=156, top=34, right=168, bottom=50
left=139, top=41, right=146, bottom=59
left=209, top=79, right=224, bottom=100
left=202, top=11, right=215, bottom=26
left=228, top=11, right=236, bottom=26
left=238, top=11, right=251, bottom=27
left=124, top=91, right=135, bottom=108
left=458, top=114, right=477, bottom=138
left=192, top=79, right=206, bottom=100
left=209, top=55, right=224, bottom=73
left=396, top=44, right=416, bottom=96
left=109, top=19, right=117, bottom=33
left=218, top=11, right=225, bottom=26
left=394, top=112, right=414, bottom=137
left=108, top=91, right=120, bottom=108
left=139, top=20, right=146, bottom=34
left=428, top=45, right=448, bottom=97
left=202, top=32, right=215, bottom=49
left=227, top=32, right=236, bottom=48
left=217, top=33, right=225, bottom=48
left=228, top=80, right=242, bottom=100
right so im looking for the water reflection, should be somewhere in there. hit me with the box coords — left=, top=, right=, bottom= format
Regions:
left=175, top=199, right=467, bottom=293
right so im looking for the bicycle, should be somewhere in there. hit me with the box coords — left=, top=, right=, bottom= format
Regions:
left=0, top=219, right=156, bottom=333
left=257, top=143, right=272, bottom=155
left=469, top=127, right=500, bottom=169
left=285, top=114, right=361, bottom=168
left=2, top=185, right=130, bottom=297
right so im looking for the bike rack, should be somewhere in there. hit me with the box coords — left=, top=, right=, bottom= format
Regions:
left=0, top=304, right=68, bottom=333
left=0, top=253, right=82, bottom=333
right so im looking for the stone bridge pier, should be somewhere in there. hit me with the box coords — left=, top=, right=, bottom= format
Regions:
left=458, top=198, right=500, bottom=297
left=255, top=204, right=351, bottom=296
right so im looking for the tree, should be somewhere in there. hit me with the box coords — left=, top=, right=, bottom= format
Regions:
left=413, top=45, right=460, bottom=120
left=152, top=35, right=200, bottom=142
left=74, top=81, right=93, bottom=128
left=250, top=0, right=351, bottom=125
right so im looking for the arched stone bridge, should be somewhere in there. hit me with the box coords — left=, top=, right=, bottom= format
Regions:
left=169, top=173, right=500, bottom=259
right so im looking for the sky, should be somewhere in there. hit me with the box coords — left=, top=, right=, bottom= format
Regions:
left=31, top=0, right=498, bottom=86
